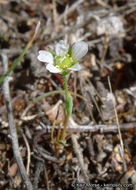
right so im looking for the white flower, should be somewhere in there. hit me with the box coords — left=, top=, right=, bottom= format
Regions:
left=37, top=41, right=88, bottom=73
left=55, top=40, right=69, bottom=56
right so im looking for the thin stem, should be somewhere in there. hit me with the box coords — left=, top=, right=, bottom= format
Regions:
left=61, top=117, right=68, bottom=140
left=61, top=74, right=69, bottom=140
left=0, top=22, right=40, bottom=84
left=33, top=90, right=64, bottom=103
left=62, top=74, right=69, bottom=100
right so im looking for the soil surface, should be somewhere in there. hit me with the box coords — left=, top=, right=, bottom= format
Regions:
left=0, top=0, right=136, bottom=190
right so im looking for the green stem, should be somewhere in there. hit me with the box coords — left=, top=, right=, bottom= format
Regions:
left=62, top=74, right=69, bottom=100
left=61, top=74, right=70, bottom=140
left=33, top=90, right=64, bottom=103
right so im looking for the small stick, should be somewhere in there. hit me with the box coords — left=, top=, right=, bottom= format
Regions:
left=33, top=161, right=44, bottom=190
left=71, top=134, right=90, bottom=184
left=22, top=133, right=31, bottom=175
left=44, top=162, right=50, bottom=190
left=38, top=121, right=136, bottom=133
left=35, top=145, right=64, bottom=163
left=108, top=76, right=127, bottom=172
left=58, top=0, right=84, bottom=23
left=1, top=53, right=33, bottom=190
left=52, top=0, right=59, bottom=32
left=100, top=32, right=109, bottom=63
left=96, top=0, right=111, bottom=9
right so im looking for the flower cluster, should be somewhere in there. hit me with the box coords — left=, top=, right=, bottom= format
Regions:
left=37, top=41, right=88, bottom=73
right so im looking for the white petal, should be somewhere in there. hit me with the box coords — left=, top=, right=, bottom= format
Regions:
left=46, top=63, right=61, bottom=73
left=37, top=50, right=53, bottom=64
left=55, top=40, right=69, bottom=56
left=68, top=63, right=82, bottom=71
left=72, top=41, right=88, bottom=61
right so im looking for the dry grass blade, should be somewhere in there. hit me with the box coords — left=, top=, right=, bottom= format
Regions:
left=108, top=76, right=127, bottom=172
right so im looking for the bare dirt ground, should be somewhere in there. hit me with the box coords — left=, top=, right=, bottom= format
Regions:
left=0, top=0, right=136, bottom=189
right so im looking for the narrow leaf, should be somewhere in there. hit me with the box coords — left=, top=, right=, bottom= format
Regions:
left=66, top=94, right=73, bottom=117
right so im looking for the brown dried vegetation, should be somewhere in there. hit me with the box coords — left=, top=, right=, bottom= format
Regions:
left=0, top=0, right=136, bottom=189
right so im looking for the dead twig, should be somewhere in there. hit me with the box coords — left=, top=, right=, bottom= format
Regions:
left=33, top=161, right=45, bottom=190
left=44, top=162, right=50, bottom=190
left=100, top=32, right=109, bottom=63
left=71, top=134, right=90, bottom=185
left=34, top=145, right=64, bottom=163
left=58, top=0, right=84, bottom=23
left=1, top=53, right=33, bottom=190
left=37, top=120, right=136, bottom=134
left=96, top=0, right=112, bottom=9
left=22, top=133, right=31, bottom=175
left=108, top=76, right=127, bottom=172
left=33, top=159, right=50, bottom=190
left=52, top=0, right=59, bottom=32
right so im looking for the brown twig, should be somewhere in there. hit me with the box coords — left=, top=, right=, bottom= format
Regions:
left=96, top=0, right=112, bottom=9
left=58, top=0, right=84, bottom=23
left=37, top=120, right=136, bottom=134
left=22, top=133, right=31, bottom=175
left=33, top=161, right=45, bottom=190
left=34, top=145, right=64, bottom=163
left=108, top=76, right=127, bottom=172
left=44, top=162, right=50, bottom=190
left=71, top=134, right=90, bottom=184
left=52, top=0, right=59, bottom=32
left=1, top=53, right=33, bottom=190
left=100, top=32, right=109, bottom=63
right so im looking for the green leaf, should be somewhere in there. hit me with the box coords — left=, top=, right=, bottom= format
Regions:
left=57, top=140, right=69, bottom=147
left=66, top=94, right=73, bottom=117
left=0, top=22, right=40, bottom=84
left=0, top=44, right=29, bottom=84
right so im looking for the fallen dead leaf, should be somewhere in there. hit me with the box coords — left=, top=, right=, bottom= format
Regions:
left=46, top=100, right=65, bottom=125
left=66, top=152, right=73, bottom=160
left=8, top=163, right=18, bottom=177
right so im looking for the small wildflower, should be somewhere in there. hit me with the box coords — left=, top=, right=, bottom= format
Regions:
left=37, top=41, right=88, bottom=73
